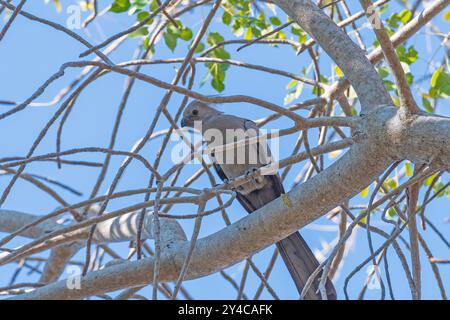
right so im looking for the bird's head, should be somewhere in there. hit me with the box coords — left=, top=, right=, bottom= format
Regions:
left=180, top=100, right=222, bottom=128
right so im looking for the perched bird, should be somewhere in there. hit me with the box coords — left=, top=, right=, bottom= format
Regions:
left=181, top=100, right=336, bottom=300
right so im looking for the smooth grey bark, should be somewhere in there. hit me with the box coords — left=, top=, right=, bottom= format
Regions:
left=0, top=210, right=62, bottom=239
left=0, top=209, right=186, bottom=245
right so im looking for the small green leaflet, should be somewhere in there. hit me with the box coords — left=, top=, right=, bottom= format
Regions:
left=110, top=0, right=131, bottom=13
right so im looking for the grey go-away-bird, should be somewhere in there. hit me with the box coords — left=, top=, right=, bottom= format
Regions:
left=180, top=100, right=336, bottom=300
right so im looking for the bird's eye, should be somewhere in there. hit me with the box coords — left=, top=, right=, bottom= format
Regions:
left=192, top=109, right=199, bottom=116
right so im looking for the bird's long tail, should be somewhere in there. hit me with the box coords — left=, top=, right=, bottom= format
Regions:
left=276, top=231, right=337, bottom=300
left=235, top=175, right=336, bottom=299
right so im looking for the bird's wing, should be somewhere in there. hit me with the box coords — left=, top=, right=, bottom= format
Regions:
left=243, top=119, right=274, bottom=167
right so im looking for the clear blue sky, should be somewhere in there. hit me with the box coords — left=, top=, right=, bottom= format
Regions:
left=0, top=0, right=448, bottom=299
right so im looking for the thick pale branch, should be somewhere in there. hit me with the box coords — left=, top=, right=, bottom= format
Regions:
left=0, top=209, right=187, bottom=263
left=273, top=0, right=392, bottom=113
left=93, top=210, right=187, bottom=244
left=0, top=210, right=62, bottom=239
left=359, top=0, right=420, bottom=115
left=39, top=242, right=84, bottom=283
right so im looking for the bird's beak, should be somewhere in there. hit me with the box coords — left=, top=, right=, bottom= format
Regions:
left=180, top=117, right=188, bottom=128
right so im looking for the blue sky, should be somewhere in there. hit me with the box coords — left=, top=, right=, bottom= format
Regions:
left=0, top=0, right=448, bottom=299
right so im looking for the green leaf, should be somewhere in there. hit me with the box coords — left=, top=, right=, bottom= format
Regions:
left=405, top=162, right=412, bottom=177
left=431, top=67, right=442, bottom=87
left=384, top=80, right=396, bottom=91
left=163, top=31, right=177, bottom=51
left=211, top=48, right=230, bottom=59
left=406, top=73, right=414, bottom=85
left=212, top=78, right=225, bottom=92
left=206, top=33, right=230, bottom=59
left=445, top=10, right=450, bottom=21
left=360, top=186, right=370, bottom=198
left=424, top=174, right=438, bottom=186
left=149, top=0, right=159, bottom=11
left=251, top=26, right=261, bottom=38
left=421, top=95, right=433, bottom=113
left=286, top=79, right=297, bottom=89
left=359, top=211, right=367, bottom=224
left=179, top=28, right=193, bottom=41
left=384, top=178, right=398, bottom=190
left=206, top=32, right=230, bottom=59
left=379, top=4, right=389, bottom=14
left=193, top=42, right=205, bottom=53
left=53, top=0, right=62, bottom=12
left=291, top=24, right=302, bottom=36
left=378, top=66, right=390, bottom=78
left=398, top=10, right=412, bottom=24
left=396, top=45, right=418, bottom=65
left=244, top=28, right=253, bottom=40
left=128, top=27, right=148, bottom=38
left=110, top=0, right=131, bottom=13
left=206, top=62, right=228, bottom=92
left=284, top=82, right=303, bottom=105
left=207, top=32, right=225, bottom=46
left=433, top=182, right=445, bottom=197
left=387, top=10, right=412, bottom=29
left=222, top=12, right=232, bottom=25
left=430, top=67, right=450, bottom=98
left=143, top=36, right=150, bottom=50
left=298, top=32, right=307, bottom=44
left=291, top=24, right=307, bottom=43
left=391, top=96, right=400, bottom=107
left=387, top=207, right=398, bottom=218
left=137, top=11, right=150, bottom=22
left=269, top=16, right=281, bottom=26
left=294, top=82, right=303, bottom=98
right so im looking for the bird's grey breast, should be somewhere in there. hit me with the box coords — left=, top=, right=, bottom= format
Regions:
left=202, top=115, right=272, bottom=194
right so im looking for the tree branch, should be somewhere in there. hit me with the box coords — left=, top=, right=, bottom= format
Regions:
left=273, top=0, right=392, bottom=113
left=359, top=0, right=420, bottom=115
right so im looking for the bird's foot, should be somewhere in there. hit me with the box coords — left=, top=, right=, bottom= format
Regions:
left=245, top=167, right=265, bottom=187
left=222, top=178, right=238, bottom=191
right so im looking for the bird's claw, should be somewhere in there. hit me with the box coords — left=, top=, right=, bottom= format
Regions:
left=222, top=178, right=238, bottom=191
left=245, top=167, right=264, bottom=185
